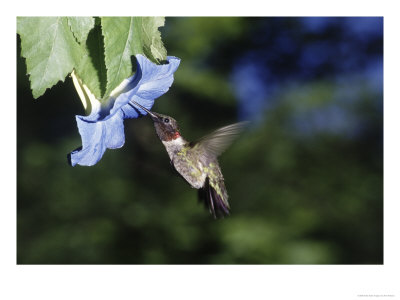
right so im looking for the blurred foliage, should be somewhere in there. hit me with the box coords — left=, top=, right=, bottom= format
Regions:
left=17, top=17, right=383, bottom=264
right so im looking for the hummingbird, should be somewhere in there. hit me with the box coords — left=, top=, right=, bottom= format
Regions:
left=130, top=100, right=247, bottom=218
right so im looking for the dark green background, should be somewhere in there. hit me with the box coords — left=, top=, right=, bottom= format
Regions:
left=17, top=17, right=383, bottom=264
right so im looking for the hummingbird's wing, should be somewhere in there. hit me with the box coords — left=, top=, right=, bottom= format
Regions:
left=193, top=121, right=248, bottom=159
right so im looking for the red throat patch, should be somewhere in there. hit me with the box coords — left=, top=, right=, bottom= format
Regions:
left=173, top=131, right=181, bottom=139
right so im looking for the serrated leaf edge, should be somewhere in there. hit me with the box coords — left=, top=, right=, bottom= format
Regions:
left=102, top=17, right=136, bottom=100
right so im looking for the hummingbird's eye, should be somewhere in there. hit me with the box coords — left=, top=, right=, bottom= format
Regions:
left=164, top=118, right=170, bottom=123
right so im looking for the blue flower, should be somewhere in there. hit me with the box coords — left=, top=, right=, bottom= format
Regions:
left=68, top=54, right=181, bottom=166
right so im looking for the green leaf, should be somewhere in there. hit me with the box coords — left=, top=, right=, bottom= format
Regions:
left=141, top=17, right=167, bottom=62
left=18, top=16, right=168, bottom=101
left=101, top=17, right=167, bottom=100
left=75, top=22, right=107, bottom=99
left=67, top=17, right=95, bottom=44
left=101, top=17, right=140, bottom=100
left=17, top=17, right=84, bottom=98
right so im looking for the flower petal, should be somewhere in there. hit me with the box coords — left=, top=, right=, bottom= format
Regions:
left=69, top=110, right=125, bottom=166
left=110, top=55, right=181, bottom=118
left=136, top=55, right=181, bottom=99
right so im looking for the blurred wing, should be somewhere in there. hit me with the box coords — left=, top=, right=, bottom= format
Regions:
left=194, top=121, right=249, bottom=158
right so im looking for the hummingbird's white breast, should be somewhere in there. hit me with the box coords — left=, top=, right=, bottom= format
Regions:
left=162, top=137, right=186, bottom=160
left=162, top=137, right=206, bottom=189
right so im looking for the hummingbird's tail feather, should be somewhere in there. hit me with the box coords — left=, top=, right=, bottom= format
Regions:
left=198, top=177, right=230, bottom=218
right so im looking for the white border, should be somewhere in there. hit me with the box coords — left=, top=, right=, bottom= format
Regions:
left=3, top=1, right=399, bottom=299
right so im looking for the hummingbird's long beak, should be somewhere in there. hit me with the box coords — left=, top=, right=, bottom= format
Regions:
left=130, top=100, right=159, bottom=120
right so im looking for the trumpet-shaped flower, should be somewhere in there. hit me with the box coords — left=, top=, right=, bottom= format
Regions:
left=68, top=54, right=180, bottom=166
